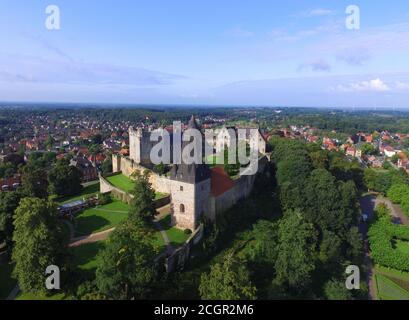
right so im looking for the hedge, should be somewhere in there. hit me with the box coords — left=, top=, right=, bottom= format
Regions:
left=368, top=217, right=409, bottom=272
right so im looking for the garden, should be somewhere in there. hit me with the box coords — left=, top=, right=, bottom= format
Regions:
left=369, top=204, right=409, bottom=300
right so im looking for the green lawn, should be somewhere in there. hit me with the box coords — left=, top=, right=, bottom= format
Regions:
left=56, top=181, right=100, bottom=204
left=153, top=231, right=166, bottom=253
left=75, top=200, right=129, bottom=236
left=16, top=292, right=68, bottom=300
left=158, top=214, right=191, bottom=247
left=375, top=274, right=409, bottom=300
left=205, top=152, right=224, bottom=167
left=106, top=173, right=168, bottom=199
left=0, top=263, right=16, bottom=300
left=70, top=241, right=106, bottom=271
left=376, top=265, right=409, bottom=282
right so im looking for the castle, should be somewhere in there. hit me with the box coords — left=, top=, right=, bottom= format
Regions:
left=108, top=116, right=268, bottom=231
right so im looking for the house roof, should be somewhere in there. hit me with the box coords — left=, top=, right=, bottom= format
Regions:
left=210, top=166, right=235, bottom=197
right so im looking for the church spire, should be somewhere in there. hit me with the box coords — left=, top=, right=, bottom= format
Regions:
left=187, top=115, right=200, bottom=130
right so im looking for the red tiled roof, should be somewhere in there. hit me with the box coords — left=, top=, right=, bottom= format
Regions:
left=210, top=166, right=235, bottom=197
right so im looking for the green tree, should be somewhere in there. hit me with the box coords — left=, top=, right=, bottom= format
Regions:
left=153, top=162, right=166, bottom=176
left=95, top=219, right=158, bottom=299
left=360, top=143, right=376, bottom=156
left=0, top=162, right=16, bottom=179
left=48, top=160, right=83, bottom=197
left=12, top=198, right=68, bottom=293
left=101, top=158, right=113, bottom=175
left=199, top=251, right=257, bottom=300
left=91, top=134, right=103, bottom=145
left=276, top=159, right=310, bottom=186
left=0, top=191, right=22, bottom=249
left=391, top=154, right=399, bottom=164
left=319, top=230, right=342, bottom=264
left=274, top=210, right=317, bottom=291
left=89, top=144, right=102, bottom=156
left=323, top=279, right=353, bottom=300
left=21, top=165, right=49, bottom=199
left=387, top=184, right=409, bottom=204
left=45, top=135, right=55, bottom=151
left=309, top=150, right=329, bottom=169
left=129, top=170, right=156, bottom=223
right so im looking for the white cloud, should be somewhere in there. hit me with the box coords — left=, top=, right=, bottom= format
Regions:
left=335, top=78, right=390, bottom=92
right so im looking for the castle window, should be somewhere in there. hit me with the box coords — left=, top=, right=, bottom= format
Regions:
left=180, top=204, right=185, bottom=213
left=180, top=186, right=184, bottom=191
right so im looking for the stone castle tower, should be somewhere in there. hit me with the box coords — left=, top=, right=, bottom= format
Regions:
left=169, top=164, right=211, bottom=230
left=129, top=127, right=155, bottom=166
left=169, top=115, right=212, bottom=230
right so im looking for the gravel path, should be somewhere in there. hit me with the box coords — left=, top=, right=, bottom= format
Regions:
left=69, top=228, right=115, bottom=247
left=376, top=196, right=409, bottom=226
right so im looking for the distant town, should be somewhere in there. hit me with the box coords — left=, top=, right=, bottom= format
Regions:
left=1, top=105, right=409, bottom=301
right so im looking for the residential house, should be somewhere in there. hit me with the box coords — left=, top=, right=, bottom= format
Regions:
left=70, top=156, right=98, bottom=182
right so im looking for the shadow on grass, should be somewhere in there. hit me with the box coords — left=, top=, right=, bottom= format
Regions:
left=69, top=242, right=106, bottom=271
left=75, top=215, right=111, bottom=236
left=158, top=214, right=172, bottom=231
left=56, top=182, right=100, bottom=204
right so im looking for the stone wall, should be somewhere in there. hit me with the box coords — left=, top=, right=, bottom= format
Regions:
left=165, top=224, right=204, bottom=273
left=112, top=154, right=172, bottom=194
left=112, top=153, right=269, bottom=230
left=208, top=155, right=269, bottom=220
left=99, top=173, right=170, bottom=208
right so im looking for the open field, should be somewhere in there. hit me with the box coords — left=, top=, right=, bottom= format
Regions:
left=106, top=174, right=167, bottom=199
left=75, top=200, right=129, bottom=236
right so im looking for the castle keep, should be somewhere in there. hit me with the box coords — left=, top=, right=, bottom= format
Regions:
left=106, top=116, right=268, bottom=231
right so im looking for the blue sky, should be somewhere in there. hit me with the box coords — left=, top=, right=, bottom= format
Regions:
left=1, top=0, right=409, bottom=107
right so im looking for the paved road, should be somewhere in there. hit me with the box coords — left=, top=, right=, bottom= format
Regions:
left=359, top=195, right=377, bottom=300
left=6, top=284, right=20, bottom=301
